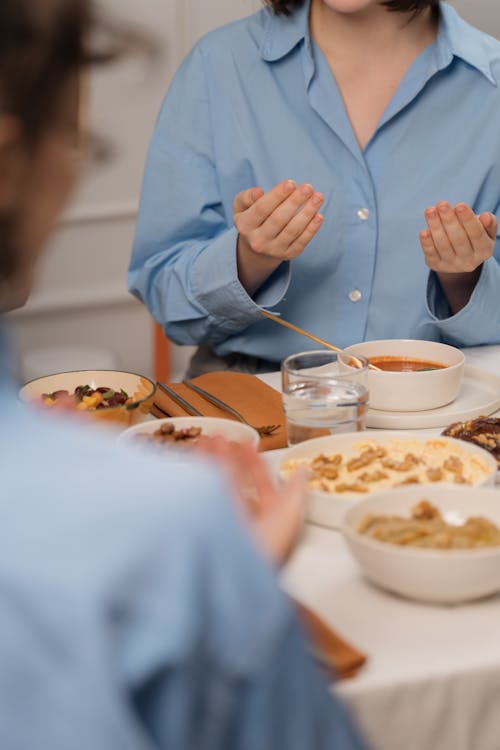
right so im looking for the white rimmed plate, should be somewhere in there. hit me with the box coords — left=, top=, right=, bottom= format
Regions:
left=366, top=365, right=500, bottom=429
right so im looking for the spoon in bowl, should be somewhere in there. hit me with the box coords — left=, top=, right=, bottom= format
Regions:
left=258, top=309, right=381, bottom=371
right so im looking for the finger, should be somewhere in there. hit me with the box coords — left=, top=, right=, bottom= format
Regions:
left=233, top=186, right=264, bottom=215
left=424, top=205, right=455, bottom=263
left=454, top=203, right=493, bottom=266
left=237, top=179, right=298, bottom=231
left=419, top=229, right=441, bottom=270
left=254, top=470, right=307, bottom=565
left=436, top=202, right=473, bottom=263
left=237, top=442, right=279, bottom=515
left=270, top=191, right=324, bottom=249
left=195, top=436, right=249, bottom=507
left=259, top=183, right=316, bottom=240
left=478, top=211, right=498, bottom=241
left=194, top=434, right=225, bottom=458
left=284, top=212, right=324, bottom=258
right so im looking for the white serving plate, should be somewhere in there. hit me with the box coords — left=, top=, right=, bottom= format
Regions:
left=342, top=485, right=500, bottom=604
left=278, top=431, right=498, bottom=530
left=366, top=365, right=500, bottom=429
left=119, top=416, right=259, bottom=447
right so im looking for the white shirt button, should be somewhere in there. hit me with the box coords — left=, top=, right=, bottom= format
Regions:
left=357, top=207, right=370, bottom=221
left=348, top=289, right=362, bottom=303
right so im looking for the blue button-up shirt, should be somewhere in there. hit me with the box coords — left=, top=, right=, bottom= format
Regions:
left=0, top=326, right=367, bottom=749
left=129, top=1, right=500, bottom=362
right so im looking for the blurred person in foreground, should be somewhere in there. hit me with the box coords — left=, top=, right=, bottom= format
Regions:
left=0, top=1, right=368, bottom=748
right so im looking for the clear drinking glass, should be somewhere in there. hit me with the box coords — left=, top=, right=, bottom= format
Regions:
left=281, top=350, right=369, bottom=445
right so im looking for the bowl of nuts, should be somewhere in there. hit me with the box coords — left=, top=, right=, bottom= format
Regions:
left=118, top=416, right=260, bottom=450
left=279, top=430, right=497, bottom=529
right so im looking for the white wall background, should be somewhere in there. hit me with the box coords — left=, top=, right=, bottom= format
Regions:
left=8, top=0, right=260, bottom=380
left=7, top=0, right=500, bottom=380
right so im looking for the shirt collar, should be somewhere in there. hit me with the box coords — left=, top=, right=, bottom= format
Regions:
left=260, top=0, right=311, bottom=62
left=260, top=1, right=497, bottom=86
left=438, top=2, right=497, bottom=85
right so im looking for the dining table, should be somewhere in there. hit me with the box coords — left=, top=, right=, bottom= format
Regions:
left=260, top=344, right=500, bottom=750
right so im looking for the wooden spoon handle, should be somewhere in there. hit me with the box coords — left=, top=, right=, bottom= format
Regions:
left=259, top=309, right=344, bottom=353
left=259, top=309, right=380, bottom=371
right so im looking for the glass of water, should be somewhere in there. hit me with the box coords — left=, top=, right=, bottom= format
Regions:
left=281, top=350, right=369, bottom=445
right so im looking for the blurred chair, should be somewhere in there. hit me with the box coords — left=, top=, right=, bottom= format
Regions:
left=153, top=322, right=171, bottom=383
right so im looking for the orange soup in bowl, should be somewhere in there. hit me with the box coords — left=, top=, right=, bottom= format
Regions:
left=369, top=356, right=448, bottom=372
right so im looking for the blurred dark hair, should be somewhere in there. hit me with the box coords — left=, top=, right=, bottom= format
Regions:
left=264, top=0, right=439, bottom=16
left=0, top=0, right=146, bottom=286
left=0, top=0, right=126, bottom=143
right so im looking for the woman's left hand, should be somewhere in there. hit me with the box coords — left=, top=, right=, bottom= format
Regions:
left=420, top=201, right=497, bottom=274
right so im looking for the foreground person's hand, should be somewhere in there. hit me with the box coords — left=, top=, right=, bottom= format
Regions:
left=196, top=436, right=307, bottom=565
left=234, top=180, right=324, bottom=295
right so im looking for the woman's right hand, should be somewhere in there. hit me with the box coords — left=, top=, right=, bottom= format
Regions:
left=234, top=179, right=324, bottom=296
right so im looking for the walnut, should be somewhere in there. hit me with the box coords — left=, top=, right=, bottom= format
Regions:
left=382, top=453, right=420, bottom=472
left=316, top=466, right=339, bottom=480
left=476, top=434, right=497, bottom=448
left=412, top=500, right=438, bottom=520
left=426, top=467, right=443, bottom=482
left=359, top=470, right=389, bottom=483
left=443, top=455, right=463, bottom=474
left=311, top=453, right=342, bottom=470
left=347, top=448, right=381, bottom=472
left=334, top=482, right=369, bottom=493
left=396, top=475, right=420, bottom=486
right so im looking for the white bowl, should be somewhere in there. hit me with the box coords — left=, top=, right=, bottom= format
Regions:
left=279, top=431, right=497, bottom=529
left=344, top=339, right=465, bottom=411
left=119, top=416, right=260, bottom=448
left=342, top=485, right=500, bottom=604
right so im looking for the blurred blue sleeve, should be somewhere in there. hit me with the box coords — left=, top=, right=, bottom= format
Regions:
left=133, top=618, right=368, bottom=750
left=0, top=404, right=368, bottom=750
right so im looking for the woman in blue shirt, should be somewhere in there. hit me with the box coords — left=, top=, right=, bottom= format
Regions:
left=0, top=1, right=369, bottom=748
left=130, top=0, right=500, bottom=375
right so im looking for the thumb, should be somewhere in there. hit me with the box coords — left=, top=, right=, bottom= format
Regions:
left=233, top=186, right=264, bottom=215
left=479, top=212, right=498, bottom=240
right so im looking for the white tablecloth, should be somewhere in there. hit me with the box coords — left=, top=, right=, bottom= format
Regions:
left=264, top=346, right=500, bottom=750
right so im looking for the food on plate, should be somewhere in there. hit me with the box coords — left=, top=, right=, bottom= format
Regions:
left=368, top=356, right=447, bottom=372
left=135, top=423, right=202, bottom=446
left=357, top=499, right=500, bottom=549
left=442, top=417, right=500, bottom=467
left=281, top=438, right=492, bottom=494
left=42, top=385, right=132, bottom=411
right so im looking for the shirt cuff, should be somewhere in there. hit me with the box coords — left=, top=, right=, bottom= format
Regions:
left=426, top=258, right=500, bottom=346
left=191, top=227, right=291, bottom=333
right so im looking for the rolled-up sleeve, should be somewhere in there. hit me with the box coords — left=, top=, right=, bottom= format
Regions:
left=426, top=230, right=500, bottom=347
left=128, top=45, right=289, bottom=346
